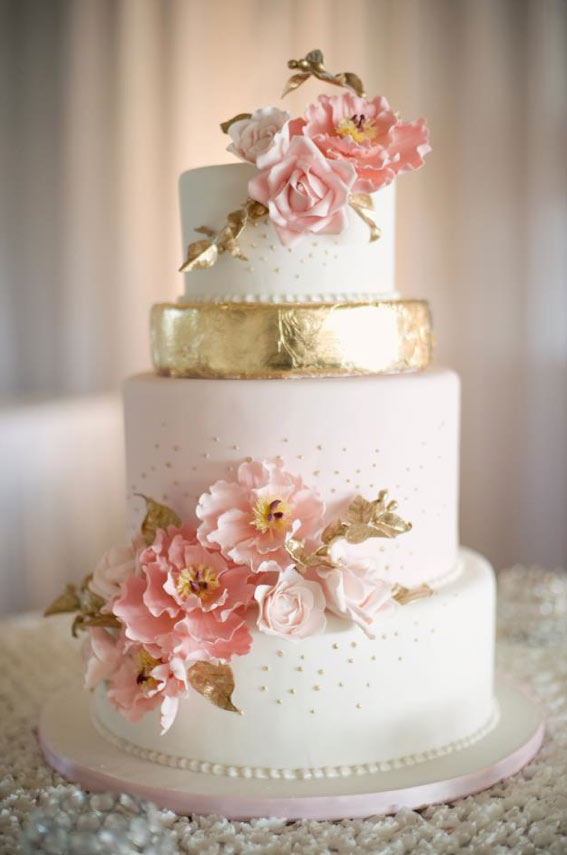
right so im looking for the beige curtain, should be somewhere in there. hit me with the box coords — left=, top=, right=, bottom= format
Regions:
left=0, top=0, right=565, bottom=611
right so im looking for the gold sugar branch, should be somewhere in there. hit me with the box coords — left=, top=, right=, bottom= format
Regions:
left=283, top=49, right=366, bottom=98
left=179, top=198, right=268, bottom=273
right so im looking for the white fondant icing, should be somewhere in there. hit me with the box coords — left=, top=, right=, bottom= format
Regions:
left=123, top=367, right=460, bottom=587
left=94, top=549, right=496, bottom=777
left=179, top=164, right=396, bottom=303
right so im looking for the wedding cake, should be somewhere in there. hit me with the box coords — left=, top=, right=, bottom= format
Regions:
left=46, top=51, right=497, bottom=783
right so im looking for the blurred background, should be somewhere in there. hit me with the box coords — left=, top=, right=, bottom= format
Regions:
left=0, top=0, right=565, bottom=615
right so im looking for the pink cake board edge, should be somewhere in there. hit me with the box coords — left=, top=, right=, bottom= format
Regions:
left=38, top=679, right=545, bottom=821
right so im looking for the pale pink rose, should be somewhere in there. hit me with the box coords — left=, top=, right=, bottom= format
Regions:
left=89, top=540, right=141, bottom=613
left=301, top=93, right=431, bottom=193
left=316, top=543, right=396, bottom=638
left=227, top=106, right=290, bottom=164
left=106, top=642, right=190, bottom=733
left=196, top=458, right=325, bottom=572
left=248, top=135, right=356, bottom=247
left=255, top=566, right=326, bottom=639
left=82, top=627, right=123, bottom=690
left=112, top=526, right=254, bottom=663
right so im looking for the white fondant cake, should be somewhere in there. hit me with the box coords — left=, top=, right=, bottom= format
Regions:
left=95, top=549, right=496, bottom=778
left=123, top=368, right=460, bottom=588
left=180, top=164, right=396, bottom=304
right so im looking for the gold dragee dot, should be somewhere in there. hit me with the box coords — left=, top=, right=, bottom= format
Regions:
left=398, top=657, right=403, bottom=662
left=261, top=665, right=269, bottom=671
left=330, top=488, right=336, bottom=493
left=282, top=437, right=289, bottom=443
left=355, top=469, right=361, bottom=474
left=173, top=480, right=179, bottom=486
left=192, top=466, right=197, bottom=471
left=273, top=268, right=280, bottom=274
left=297, top=454, right=304, bottom=460
left=334, top=470, right=340, bottom=475
left=259, top=686, right=267, bottom=692
left=356, top=703, right=362, bottom=709
left=294, top=274, right=300, bottom=279
left=250, top=242, right=257, bottom=248
left=276, top=650, right=284, bottom=657
left=213, top=436, right=220, bottom=442
left=370, top=655, right=376, bottom=661
left=365, top=682, right=371, bottom=687
left=310, top=709, right=316, bottom=714
left=342, top=447, right=347, bottom=452
left=141, top=473, right=147, bottom=479
left=276, top=699, right=282, bottom=705
left=296, top=666, right=303, bottom=672
left=338, top=682, right=344, bottom=687
left=202, top=452, right=209, bottom=459
left=355, top=484, right=360, bottom=489
left=317, top=669, right=324, bottom=675
left=287, top=248, right=292, bottom=253
left=347, top=658, right=354, bottom=664
left=162, top=494, right=169, bottom=501
left=288, top=688, right=296, bottom=695
left=232, top=445, right=239, bottom=451
left=332, top=643, right=339, bottom=650
left=183, top=491, right=190, bottom=498
left=269, top=244, right=276, bottom=251
left=308, top=253, right=313, bottom=258
left=299, top=655, right=305, bottom=660
left=165, top=462, right=172, bottom=469
left=299, top=259, right=304, bottom=264
left=172, top=444, right=180, bottom=452
left=313, top=685, right=321, bottom=691
left=154, top=443, right=160, bottom=450
left=350, top=642, right=357, bottom=648
left=261, top=233, right=268, bottom=239
left=150, top=465, right=156, bottom=472
left=313, top=470, right=320, bottom=476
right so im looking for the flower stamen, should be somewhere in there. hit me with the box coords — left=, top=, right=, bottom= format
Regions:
left=335, top=113, right=377, bottom=143
left=176, top=564, right=220, bottom=602
left=136, top=649, right=160, bottom=691
left=253, top=497, right=291, bottom=534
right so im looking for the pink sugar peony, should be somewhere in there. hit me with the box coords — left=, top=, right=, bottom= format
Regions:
left=227, top=106, right=290, bottom=164
left=316, top=543, right=396, bottom=638
left=300, top=93, right=431, bottom=193
left=89, top=541, right=141, bottom=613
left=248, top=134, right=356, bottom=247
left=196, top=458, right=325, bottom=572
left=112, top=526, right=254, bottom=663
left=106, top=642, right=190, bottom=733
left=255, top=566, right=326, bottom=639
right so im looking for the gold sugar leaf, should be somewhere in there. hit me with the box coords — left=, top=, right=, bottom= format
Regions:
left=392, top=583, right=432, bottom=606
left=135, top=494, right=182, bottom=546
left=44, top=584, right=80, bottom=617
left=194, top=225, right=217, bottom=238
left=281, top=72, right=310, bottom=98
left=188, top=661, right=241, bottom=714
left=349, top=193, right=381, bottom=243
left=220, top=112, right=252, bottom=134
left=345, top=495, right=374, bottom=525
left=344, top=523, right=390, bottom=544
left=179, top=239, right=219, bottom=273
left=321, top=519, right=346, bottom=544
left=341, top=72, right=365, bottom=98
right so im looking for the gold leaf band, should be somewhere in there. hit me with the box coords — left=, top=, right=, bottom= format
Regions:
left=150, top=300, right=433, bottom=379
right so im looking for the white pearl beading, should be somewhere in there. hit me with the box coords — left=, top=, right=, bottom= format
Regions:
left=92, top=701, right=500, bottom=780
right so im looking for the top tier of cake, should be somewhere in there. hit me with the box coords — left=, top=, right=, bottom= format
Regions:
left=179, top=164, right=396, bottom=304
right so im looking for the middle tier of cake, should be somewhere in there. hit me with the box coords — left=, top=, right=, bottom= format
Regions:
left=124, top=367, right=459, bottom=587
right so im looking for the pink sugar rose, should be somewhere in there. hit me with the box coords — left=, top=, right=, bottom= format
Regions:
left=316, top=544, right=396, bottom=638
left=255, top=565, right=327, bottom=639
left=112, top=526, right=254, bottom=663
left=227, top=106, right=290, bottom=164
left=82, top=627, right=123, bottom=690
left=196, top=458, right=325, bottom=572
left=301, top=93, right=431, bottom=193
left=248, top=134, right=356, bottom=247
left=106, top=642, right=190, bottom=733
left=89, top=540, right=142, bottom=613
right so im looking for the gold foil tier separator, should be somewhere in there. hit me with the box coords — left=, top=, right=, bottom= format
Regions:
left=150, top=300, right=433, bottom=379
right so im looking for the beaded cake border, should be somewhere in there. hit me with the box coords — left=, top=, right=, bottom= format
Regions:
left=92, top=701, right=500, bottom=781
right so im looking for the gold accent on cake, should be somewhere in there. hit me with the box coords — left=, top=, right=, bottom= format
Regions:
left=283, top=49, right=365, bottom=98
left=187, top=661, right=241, bottom=714
left=179, top=198, right=268, bottom=273
left=151, top=300, right=433, bottom=379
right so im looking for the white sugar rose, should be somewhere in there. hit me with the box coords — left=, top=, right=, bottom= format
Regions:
left=89, top=542, right=138, bottom=612
left=227, top=106, right=290, bottom=164
left=254, top=565, right=326, bottom=639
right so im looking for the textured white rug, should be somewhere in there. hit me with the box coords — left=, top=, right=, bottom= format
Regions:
left=1, top=571, right=566, bottom=854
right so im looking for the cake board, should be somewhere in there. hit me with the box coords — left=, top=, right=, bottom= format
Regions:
left=39, top=677, right=544, bottom=820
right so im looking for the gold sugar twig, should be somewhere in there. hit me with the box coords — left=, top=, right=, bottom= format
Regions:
left=283, top=49, right=366, bottom=98
left=179, top=198, right=268, bottom=273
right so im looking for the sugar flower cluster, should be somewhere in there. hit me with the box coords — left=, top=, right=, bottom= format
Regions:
left=226, top=94, right=430, bottom=246
left=76, top=458, right=415, bottom=732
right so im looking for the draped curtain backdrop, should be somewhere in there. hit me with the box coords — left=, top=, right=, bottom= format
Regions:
left=0, top=0, right=565, bottom=613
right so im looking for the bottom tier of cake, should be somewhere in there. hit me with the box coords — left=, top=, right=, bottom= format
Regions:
left=93, top=548, right=495, bottom=780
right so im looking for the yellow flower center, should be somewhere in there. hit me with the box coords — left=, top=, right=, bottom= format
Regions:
left=136, top=649, right=160, bottom=691
left=175, top=564, right=220, bottom=601
left=335, top=113, right=377, bottom=144
left=252, top=497, right=291, bottom=534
